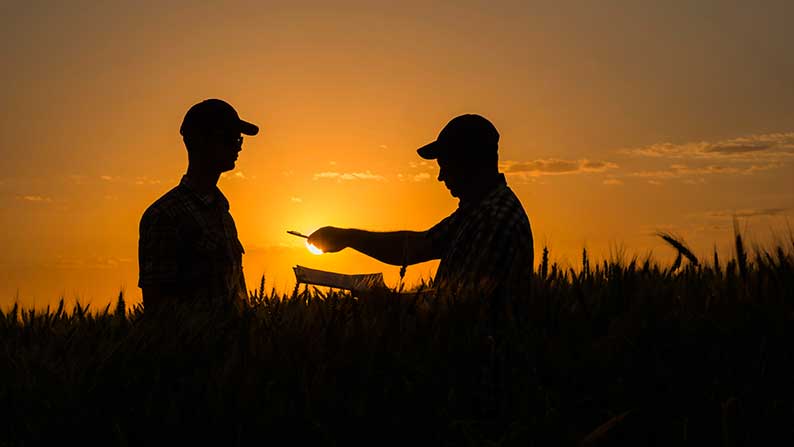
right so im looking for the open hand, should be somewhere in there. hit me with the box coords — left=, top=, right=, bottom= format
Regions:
left=308, top=227, right=349, bottom=253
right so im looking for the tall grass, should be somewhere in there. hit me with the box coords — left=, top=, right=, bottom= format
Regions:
left=1, top=234, right=793, bottom=446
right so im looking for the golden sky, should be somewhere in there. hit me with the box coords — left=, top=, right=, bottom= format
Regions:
left=2, top=1, right=793, bottom=308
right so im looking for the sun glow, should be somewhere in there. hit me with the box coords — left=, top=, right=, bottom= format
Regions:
left=306, top=241, right=324, bottom=255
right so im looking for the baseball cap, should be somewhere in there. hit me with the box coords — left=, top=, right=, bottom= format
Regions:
left=179, top=99, right=259, bottom=137
left=417, top=114, right=499, bottom=160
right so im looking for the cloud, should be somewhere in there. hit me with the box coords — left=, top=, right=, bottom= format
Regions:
left=707, top=208, right=788, bottom=219
left=313, top=171, right=386, bottom=182
left=682, top=178, right=707, bottom=185
left=397, top=169, right=433, bottom=182
left=624, top=132, right=794, bottom=161
left=603, top=178, right=623, bottom=186
left=220, top=171, right=249, bottom=180
left=500, top=159, right=619, bottom=176
left=134, top=176, right=161, bottom=185
left=18, top=195, right=52, bottom=202
left=629, top=163, right=780, bottom=179
left=290, top=196, right=303, bottom=203
left=55, top=255, right=133, bottom=270
left=706, top=141, right=771, bottom=155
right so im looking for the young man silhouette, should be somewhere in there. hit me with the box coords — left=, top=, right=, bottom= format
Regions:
left=309, top=114, right=533, bottom=296
left=138, top=99, right=259, bottom=313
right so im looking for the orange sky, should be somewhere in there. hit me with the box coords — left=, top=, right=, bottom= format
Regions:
left=2, top=1, right=793, bottom=308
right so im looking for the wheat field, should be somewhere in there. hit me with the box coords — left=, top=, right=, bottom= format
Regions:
left=1, top=232, right=792, bottom=445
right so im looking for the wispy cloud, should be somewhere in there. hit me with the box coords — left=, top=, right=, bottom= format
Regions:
left=18, top=195, right=52, bottom=202
left=682, top=178, right=708, bottom=185
left=500, top=159, right=619, bottom=177
left=629, top=163, right=780, bottom=179
left=624, top=132, right=794, bottom=161
left=55, top=255, right=133, bottom=270
left=67, top=174, right=165, bottom=186
left=619, top=133, right=791, bottom=183
left=412, top=172, right=432, bottom=182
left=707, top=208, right=789, bottom=219
left=603, top=178, right=624, bottom=186
left=290, top=196, right=303, bottom=203
left=313, top=171, right=386, bottom=182
left=134, top=176, right=161, bottom=185
left=220, top=171, right=250, bottom=180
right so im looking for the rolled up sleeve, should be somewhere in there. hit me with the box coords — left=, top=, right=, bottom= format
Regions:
left=426, top=212, right=458, bottom=257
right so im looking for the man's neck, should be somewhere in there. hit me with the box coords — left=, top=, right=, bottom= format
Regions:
left=184, top=165, right=221, bottom=194
left=459, top=173, right=504, bottom=205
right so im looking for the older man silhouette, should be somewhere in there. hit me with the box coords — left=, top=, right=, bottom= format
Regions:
left=309, top=114, right=533, bottom=296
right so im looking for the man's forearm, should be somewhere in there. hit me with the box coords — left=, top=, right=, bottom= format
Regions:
left=344, top=229, right=428, bottom=266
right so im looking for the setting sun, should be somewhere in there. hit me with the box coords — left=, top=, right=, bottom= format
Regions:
left=306, top=241, right=324, bottom=256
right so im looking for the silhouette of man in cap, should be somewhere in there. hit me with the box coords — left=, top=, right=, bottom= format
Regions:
left=309, top=114, right=533, bottom=295
left=138, top=99, right=259, bottom=313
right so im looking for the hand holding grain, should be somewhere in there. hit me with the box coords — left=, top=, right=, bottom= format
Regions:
left=308, top=227, right=349, bottom=253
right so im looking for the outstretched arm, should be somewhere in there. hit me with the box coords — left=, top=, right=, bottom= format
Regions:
left=308, top=227, right=438, bottom=266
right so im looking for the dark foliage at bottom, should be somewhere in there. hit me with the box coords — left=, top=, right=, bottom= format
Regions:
left=2, top=243, right=793, bottom=446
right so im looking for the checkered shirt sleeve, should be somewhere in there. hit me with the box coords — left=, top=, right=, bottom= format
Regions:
left=426, top=212, right=458, bottom=256
left=138, top=207, right=181, bottom=288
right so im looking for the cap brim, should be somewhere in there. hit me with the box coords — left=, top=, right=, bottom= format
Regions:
left=239, top=119, right=259, bottom=136
left=417, top=140, right=445, bottom=159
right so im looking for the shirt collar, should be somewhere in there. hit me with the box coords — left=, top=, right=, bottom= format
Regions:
left=459, top=173, right=508, bottom=208
left=179, top=176, right=230, bottom=210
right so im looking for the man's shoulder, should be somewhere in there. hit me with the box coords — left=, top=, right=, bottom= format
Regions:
left=141, top=184, right=192, bottom=224
left=482, top=185, right=532, bottom=238
left=482, top=185, right=527, bottom=216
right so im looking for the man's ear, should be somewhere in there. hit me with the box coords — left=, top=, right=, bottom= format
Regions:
left=183, top=135, right=206, bottom=154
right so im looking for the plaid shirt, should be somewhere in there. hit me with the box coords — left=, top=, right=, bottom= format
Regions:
left=427, top=174, right=533, bottom=292
left=138, top=176, right=247, bottom=304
